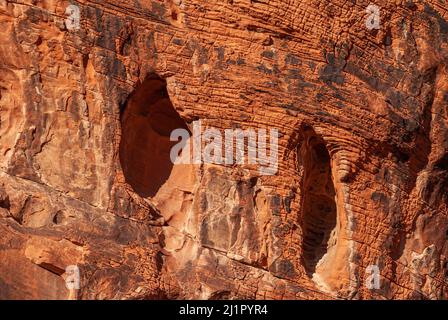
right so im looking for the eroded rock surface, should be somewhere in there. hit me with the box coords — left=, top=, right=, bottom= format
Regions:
left=0, top=0, right=447, bottom=299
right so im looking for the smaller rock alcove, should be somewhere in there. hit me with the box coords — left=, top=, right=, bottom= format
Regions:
left=298, top=125, right=338, bottom=276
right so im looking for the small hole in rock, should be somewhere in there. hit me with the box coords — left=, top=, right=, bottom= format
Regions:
left=119, top=74, right=190, bottom=198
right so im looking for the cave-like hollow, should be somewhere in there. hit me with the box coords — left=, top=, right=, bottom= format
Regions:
left=119, top=75, right=190, bottom=198
left=298, top=126, right=337, bottom=276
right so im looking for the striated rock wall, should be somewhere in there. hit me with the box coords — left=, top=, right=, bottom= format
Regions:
left=0, top=0, right=447, bottom=299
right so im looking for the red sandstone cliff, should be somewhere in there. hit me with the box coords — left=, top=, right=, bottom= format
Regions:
left=0, top=0, right=447, bottom=299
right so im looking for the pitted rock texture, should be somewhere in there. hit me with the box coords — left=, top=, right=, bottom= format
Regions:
left=0, top=0, right=447, bottom=299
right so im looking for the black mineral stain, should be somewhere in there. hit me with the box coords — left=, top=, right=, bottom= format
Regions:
left=272, top=259, right=297, bottom=278
left=257, top=64, right=273, bottom=75
left=262, top=50, right=275, bottom=59
left=236, top=57, right=246, bottom=65
left=151, top=2, right=166, bottom=20
left=198, top=47, right=209, bottom=65
left=172, top=38, right=183, bottom=45
left=383, top=28, right=393, bottom=46
left=285, top=53, right=300, bottom=66
left=112, top=58, right=127, bottom=79
left=216, top=47, right=225, bottom=61
left=155, top=251, right=164, bottom=273
left=96, top=14, right=124, bottom=51
left=371, top=192, right=390, bottom=211
left=271, top=194, right=281, bottom=216
left=424, top=4, right=448, bottom=39
left=283, top=196, right=292, bottom=213
left=319, top=53, right=345, bottom=86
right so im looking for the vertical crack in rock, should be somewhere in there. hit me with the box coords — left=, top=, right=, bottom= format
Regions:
left=119, top=74, right=189, bottom=198
left=298, top=126, right=337, bottom=276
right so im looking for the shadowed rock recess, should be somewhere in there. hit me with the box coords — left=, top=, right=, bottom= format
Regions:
left=0, top=0, right=447, bottom=300
left=299, top=126, right=337, bottom=276
left=119, top=75, right=189, bottom=198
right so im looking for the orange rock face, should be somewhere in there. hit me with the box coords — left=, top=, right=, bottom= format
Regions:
left=0, top=0, right=447, bottom=300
